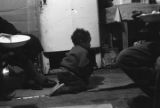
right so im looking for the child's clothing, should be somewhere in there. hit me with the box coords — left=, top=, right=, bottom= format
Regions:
left=51, top=45, right=94, bottom=96
left=60, top=45, right=93, bottom=83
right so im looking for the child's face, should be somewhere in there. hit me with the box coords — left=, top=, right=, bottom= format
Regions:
left=80, top=39, right=91, bottom=49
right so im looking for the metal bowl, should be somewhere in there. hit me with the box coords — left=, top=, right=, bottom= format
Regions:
left=0, top=34, right=31, bottom=48
left=137, top=13, right=160, bottom=22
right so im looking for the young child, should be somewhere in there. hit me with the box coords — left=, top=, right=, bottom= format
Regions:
left=50, top=28, right=94, bottom=96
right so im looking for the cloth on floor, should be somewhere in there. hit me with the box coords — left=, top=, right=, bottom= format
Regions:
left=88, top=68, right=134, bottom=91
left=11, top=68, right=134, bottom=98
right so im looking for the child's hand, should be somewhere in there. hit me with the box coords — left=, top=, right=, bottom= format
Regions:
left=49, top=69, right=64, bottom=74
left=49, top=67, right=68, bottom=74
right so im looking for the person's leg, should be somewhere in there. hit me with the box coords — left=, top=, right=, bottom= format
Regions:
left=50, top=70, right=87, bottom=96
left=9, top=53, right=56, bottom=89
left=58, top=70, right=87, bottom=86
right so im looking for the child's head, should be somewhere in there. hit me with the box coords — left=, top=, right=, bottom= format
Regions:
left=71, top=28, right=91, bottom=49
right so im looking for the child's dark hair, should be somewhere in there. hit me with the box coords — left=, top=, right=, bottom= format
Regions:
left=71, top=28, right=91, bottom=45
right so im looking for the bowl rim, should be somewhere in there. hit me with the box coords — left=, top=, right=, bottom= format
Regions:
left=0, top=34, right=31, bottom=44
left=137, top=13, right=160, bottom=22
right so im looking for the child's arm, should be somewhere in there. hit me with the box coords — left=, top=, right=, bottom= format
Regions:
left=49, top=67, right=70, bottom=74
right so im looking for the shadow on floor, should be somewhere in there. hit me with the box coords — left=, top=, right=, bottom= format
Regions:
left=88, top=75, right=105, bottom=89
left=127, top=95, right=153, bottom=108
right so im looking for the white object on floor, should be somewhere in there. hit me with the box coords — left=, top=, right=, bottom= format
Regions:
left=49, top=83, right=65, bottom=96
left=48, top=103, right=113, bottom=108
